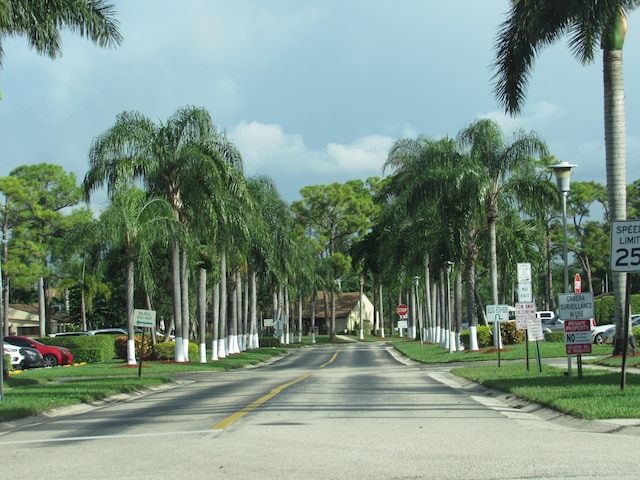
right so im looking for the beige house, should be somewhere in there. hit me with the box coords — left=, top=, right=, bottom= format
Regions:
left=301, top=291, right=377, bottom=334
left=5, top=304, right=65, bottom=336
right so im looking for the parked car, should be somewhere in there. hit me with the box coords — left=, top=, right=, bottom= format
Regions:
left=603, top=315, right=640, bottom=344
left=86, top=328, right=127, bottom=336
left=4, top=335, right=73, bottom=367
left=3, top=343, right=44, bottom=370
left=49, top=331, right=90, bottom=337
left=541, top=317, right=565, bottom=333
left=3, top=343, right=23, bottom=369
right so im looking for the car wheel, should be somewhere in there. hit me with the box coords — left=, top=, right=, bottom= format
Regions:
left=43, top=354, right=58, bottom=367
left=594, top=333, right=604, bottom=345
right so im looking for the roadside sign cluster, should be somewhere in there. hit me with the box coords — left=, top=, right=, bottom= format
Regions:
left=515, top=263, right=544, bottom=341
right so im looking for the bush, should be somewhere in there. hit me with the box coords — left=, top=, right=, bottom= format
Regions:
left=259, top=337, right=281, bottom=347
left=153, top=341, right=198, bottom=361
left=39, top=335, right=117, bottom=362
left=114, top=335, right=154, bottom=360
left=544, top=331, right=564, bottom=342
left=500, top=321, right=525, bottom=345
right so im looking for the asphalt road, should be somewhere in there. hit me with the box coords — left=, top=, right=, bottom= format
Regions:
left=2, top=342, right=640, bottom=479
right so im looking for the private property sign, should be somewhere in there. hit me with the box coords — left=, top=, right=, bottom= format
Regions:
left=564, top=319, right=593, bottom=355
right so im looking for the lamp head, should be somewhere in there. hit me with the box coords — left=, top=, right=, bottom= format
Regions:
left=550, top=162, right=577, bottom=193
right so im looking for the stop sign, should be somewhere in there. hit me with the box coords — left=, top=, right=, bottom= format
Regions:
left=396, top=304, right=408, bottom=316
left=574, top=273, right=581, bottom=294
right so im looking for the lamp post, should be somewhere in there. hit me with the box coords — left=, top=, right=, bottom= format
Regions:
left=551, top=161, right=576, bottom=377
left=359, top=276, right=364, bottom=340
left=413, top=276, right=420, bottom=343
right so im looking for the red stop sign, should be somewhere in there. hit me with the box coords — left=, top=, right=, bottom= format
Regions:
left=396, top=304, right=408, bottom=316
left=574, top=273, right=581, bottom=294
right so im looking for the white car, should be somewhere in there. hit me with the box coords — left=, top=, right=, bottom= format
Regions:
left=3, top=343, right=24, bottom=368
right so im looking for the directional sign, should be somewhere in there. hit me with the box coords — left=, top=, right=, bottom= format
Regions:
left=611, top=220, right=640, bottom=272
left=486, top=304, right=510, bottom=323
left=557, top=293, right=594, bottom=320
left=263, top=318, right=274, bottom=327
left=133, top=309, right=156, bottom=328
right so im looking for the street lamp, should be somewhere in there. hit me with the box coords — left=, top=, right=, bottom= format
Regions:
left=413, top=276, right=420, bottom=343
left=551, top=161, right=576, bottom=378
left=551, top=161, right=577, bottom=294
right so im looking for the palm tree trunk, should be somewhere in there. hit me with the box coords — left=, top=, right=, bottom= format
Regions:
left=198, top=267, right=207, bottom=363
left=126, top=259, right=136, bottom=365
left=604, top=48, right=629, bottom=355
left=249, top=270, right=258, bottom=349
left=218, top=252, right=228, bottom=358
left=180, top=248, right=190, bottom=361
left=211, top=281, right=219, bottom=360
left=171, top=240, right=184, bottom=362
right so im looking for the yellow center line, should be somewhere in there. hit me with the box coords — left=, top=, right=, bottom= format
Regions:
left=212, top=349, right=341, bottom=430
left=212, top=373, right=312, bottom=430
left=319, top=348, right=340, bottom=368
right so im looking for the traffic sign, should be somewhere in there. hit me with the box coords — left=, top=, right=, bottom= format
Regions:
left=557, top=293, right=594, bottom=320
left=610, top=220, right=640, bottom=272
left=517, top=263, right=531, bottom=284
left=517, top=282, right=533, bottom=302
left=564, top=319, right=592, bottom=355
left=486, top=304, right=509, bottom=323
left=133, top=309, right=156, bottom=328
left=574, top=273, right=581, bottom=294
left=396, top=304, right=408, bottom=318
left=515, top=302, right=535, bottom=330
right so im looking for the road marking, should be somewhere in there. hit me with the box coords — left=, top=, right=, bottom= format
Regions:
left=319, top=349, right=340, bottom=368
left=212, top=373, right=312, bottom=430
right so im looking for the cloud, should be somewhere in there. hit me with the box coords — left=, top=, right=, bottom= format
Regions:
left=231, top=121, right=393, bottom=183
left=479, top=100, right=565, bottom=133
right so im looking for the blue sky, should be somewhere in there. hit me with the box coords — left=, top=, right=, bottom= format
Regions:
left=1, top=1, right=639, bottom=213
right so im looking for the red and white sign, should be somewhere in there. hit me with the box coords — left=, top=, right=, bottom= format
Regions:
left=564, top=319, right=592, bottom=355
left=574, top=273, right=582, bottom=294
left=396, top=304, right=408, bottom=318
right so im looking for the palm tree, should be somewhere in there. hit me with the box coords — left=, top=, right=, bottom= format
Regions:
left=492, top=0, right=640, bottom=354
left=84, top=106, right=244, bottom=361
left=0, top=0, right=122, bottom=97
left=457, top=119, right=548, bottom=306
left=98, top=187, right=175, bottom=364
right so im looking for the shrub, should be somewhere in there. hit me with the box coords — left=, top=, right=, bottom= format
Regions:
left=153, top=341, right=198, bottom=361
left=259, top=337, right=280, bottom=347
left=545, top=331, right=564, bottom=342
left=39, top=335, right=116, bottom=362
left=500, top=321, right=525, bottom=345
left=114, top=335, right=154, bottom=360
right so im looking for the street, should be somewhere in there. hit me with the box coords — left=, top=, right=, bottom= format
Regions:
left=1, top=342, right=640, bottom=479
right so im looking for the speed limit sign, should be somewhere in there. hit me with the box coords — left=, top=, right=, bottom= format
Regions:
left=611, top=220, right=640, bottom=272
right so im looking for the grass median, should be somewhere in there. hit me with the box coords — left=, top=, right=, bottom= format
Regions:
left=392, top=339, right=640, bottom=420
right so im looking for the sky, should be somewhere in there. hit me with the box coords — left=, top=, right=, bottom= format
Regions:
left=1, top=0, right=640, bottom=214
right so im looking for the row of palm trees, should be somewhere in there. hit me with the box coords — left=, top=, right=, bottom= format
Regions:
left=83, top=106, right=322, bottom=363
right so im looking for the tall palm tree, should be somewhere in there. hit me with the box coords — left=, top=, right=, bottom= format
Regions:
left=492, top=0, right=640, bottom=354
left=84, top=106, right=244, bottom=362
left=457, top=119, right=548, bottom=306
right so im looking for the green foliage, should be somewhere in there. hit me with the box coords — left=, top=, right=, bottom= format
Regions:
left=595, top=295, right=614, bottom=325
left=544, top=332, right=565, bottom=342
left=153, top=341, right=198, bottom=361
left=476, top=325, right=493, bottom=347
left=39, top=335, right=116, bottom=362
left=114, top=335, right=154, bottom=360
left=258, top=337, right=281, bottom=347
left=500, top=321, right=525, bottom=344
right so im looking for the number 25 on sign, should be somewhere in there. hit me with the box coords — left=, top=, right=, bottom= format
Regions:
left=611, top=220, right=640, bottom=272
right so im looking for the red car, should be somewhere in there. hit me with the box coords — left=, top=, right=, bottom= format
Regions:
left=4, top=335, right=73, bottom=367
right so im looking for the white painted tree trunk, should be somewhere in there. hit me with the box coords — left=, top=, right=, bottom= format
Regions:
left=127, top=339, right=136, bottom=366
left=469, top=325, right=480, bottom=351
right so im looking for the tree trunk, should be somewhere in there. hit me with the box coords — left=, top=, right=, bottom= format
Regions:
left=604, top=48, right=628, bottom=355
left=38, top=277, right=46, bottom=337
left=198, top=267, right=207, bottom=363
left=180, top=248, right=190, bottom=361
left=171, top=240, right=184, bottom=362
left=211, top=281, right=220, bottom=360
left=126, top=260, right=136, bottom=365
left=249, top=270, right=258, bottom=349
left=218, top=252, right=228, bottom=358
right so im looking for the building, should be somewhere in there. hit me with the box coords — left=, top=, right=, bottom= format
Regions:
left=301, top=291, right=377, bottom=334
